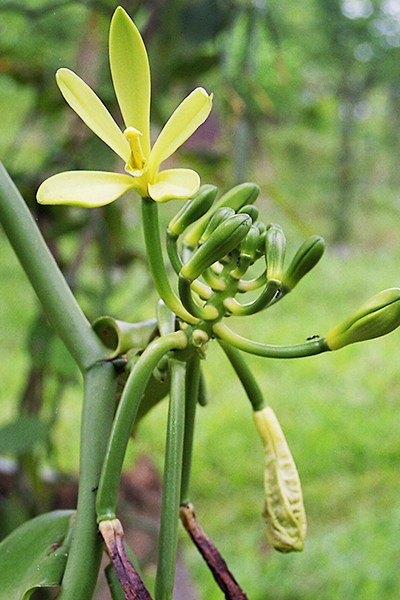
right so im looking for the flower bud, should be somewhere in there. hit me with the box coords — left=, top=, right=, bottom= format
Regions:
left=184, top=182, right=259, bottom=245
left=238, top=204, right=259, bottom=222
left=282, top=235, right=325, bottom=291
left=326, top=288, right=400, bottom=350
left=253, top=406, right=306, bottom=552
left=265, top=224, right=286, bottom=281
left=180, top=214, right=252, bottom=281
left=168, top=185, right=218, bottom=236
left=199, top=207, right=235, bottom=243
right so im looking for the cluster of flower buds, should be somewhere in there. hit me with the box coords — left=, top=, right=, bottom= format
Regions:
left=167, top=183, right=326, bottom=326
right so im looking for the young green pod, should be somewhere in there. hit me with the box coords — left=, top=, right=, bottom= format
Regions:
left=180, top=214, right=252, bottom=281
left=265, top=224, right=286, bottom=281
left=168, top=185, right=218, bottom=236
left=282, top=235, right=325, bottom=291
left=199, top=207, right=235, bottom=243
left=184, top=183, right=260, bottom=245
left=253, top=406, right=306, bottom=553
left=325, top=288, right=400, bottom=350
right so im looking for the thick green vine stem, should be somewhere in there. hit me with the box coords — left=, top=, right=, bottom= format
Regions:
left=57, top=361, right=118, bottom=600
left=213, top=321, right=330, bottom=358
left=155, top=358, right=187, bottom=600
left=180, top=354, right=201, bottom=505
left=0, top=161, right=109, bottom=372
left=217, top=339, right=265, bottom=411
left=141, top=196, right=198, bottom=325
left=96, top=330, right=188, bottom=523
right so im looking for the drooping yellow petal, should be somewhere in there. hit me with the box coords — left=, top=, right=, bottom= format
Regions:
left=56, top=69, right=130, bottom=163
left=148, top=88, right=212, bottom=180
left=148, top=168, right=200, bottom=202
left=109, top=7, right=151, bottom=158
left=37, top=171, right=136, bottom=207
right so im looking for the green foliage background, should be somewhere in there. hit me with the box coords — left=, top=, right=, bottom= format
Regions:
left=1, top=0, right=400, bottom=598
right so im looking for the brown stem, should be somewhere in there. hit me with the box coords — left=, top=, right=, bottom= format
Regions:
left=99, top=519, right=153, bottom=600
left=179, top=503, right=249, bottom=600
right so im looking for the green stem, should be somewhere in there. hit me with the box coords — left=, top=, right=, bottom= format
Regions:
left=0, top=161, right=108, bottom=371
left=96, top=331, right=188, bottom=522
left=178, top=275, right=219, bottom=321
left=155, top=358, right=186, bottom=600
left=180, top=354, right=201, bottom=504
left=213, top=321, right=330, bottom=358
left=57, top=361, right=118, bottom=600
left=141, top=197, right=198, bottom=324
left=217, top=339, right=265, bottom=411
left=224, top=279, right=280, bottom=316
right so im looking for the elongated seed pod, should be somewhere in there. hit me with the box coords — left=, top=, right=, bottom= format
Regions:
left=282, top=235, right=325, bottom=291
left=168, top=185, right=218, bottom=236
left=180, top=214, right=252, bottom=281
left=184, top=183, right=260, bottom=245
left=253, top=406, right=306, bottom=552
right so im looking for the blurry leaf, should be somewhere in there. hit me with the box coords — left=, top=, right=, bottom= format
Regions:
left=0, top=416, right=49, bottom=455
left=181, top=0, right=228, bottom=43
left=0, top=510, right=75, bottom=600
left=171, top=53, right=220, bottom=80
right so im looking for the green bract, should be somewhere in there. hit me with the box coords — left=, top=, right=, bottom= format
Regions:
left=326, top=288, right=400, bottom=350
left=37, top=7, right=212, bottom=206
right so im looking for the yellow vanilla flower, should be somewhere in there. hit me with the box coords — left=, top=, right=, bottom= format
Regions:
left=37, top=7, right=212, bottom=206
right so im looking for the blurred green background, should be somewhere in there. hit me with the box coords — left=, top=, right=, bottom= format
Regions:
left=1, top=0, right=400, bottom=598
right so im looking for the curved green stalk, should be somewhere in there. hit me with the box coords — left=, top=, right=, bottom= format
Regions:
left=178, top=276, right=219, bottom=321
left=96, top=331, right=188, bottom=522
left=166, top=230, right=183, bottom=274
left=217, top=339, right=265, bottom=411
left=155, top=358, right=186, bottom=600
left=180, top=354, right=201, bottom=505
left=213, top=321, right=330, bottom=358
left=57, top=361, right=118, bottom=600
left=0, top=161, right=109, bottom=372
left=141, top=197, right=198, bottom=324
left=223, top=279, right=280, bottom=316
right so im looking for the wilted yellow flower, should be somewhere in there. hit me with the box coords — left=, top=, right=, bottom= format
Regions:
left=253, top=406, right=306, bottom=552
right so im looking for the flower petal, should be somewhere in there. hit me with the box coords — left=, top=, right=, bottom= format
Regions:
left=148, top=169, right=200, bottom=202
left=148, top=88, right=212, bottom=179
left=109, top=7, right=151, bottom=158
left=56, top=68, right=130, bottom=162
left=37, top=171, right=136, bottom=207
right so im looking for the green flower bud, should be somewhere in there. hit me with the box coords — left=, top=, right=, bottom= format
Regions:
left=180, top=214, right=252, bottom=281
left=199, top=207, right=235, bottom=243
left=167, top=185, right=218, bottom=236
left=184, top=182, right=259, bottom=245
left=215, top=182, right=260, bottom=212
left=238, top=204, right=259, bottom=222
left=230, top=225, right=261, bottom=279
left=326, top=288, right=400, bottom=350
left=282, top=235, right=325, bottom=291
left=265, top=224, right=286, bottom=281
left=254, top=406, right=306, bottom=553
